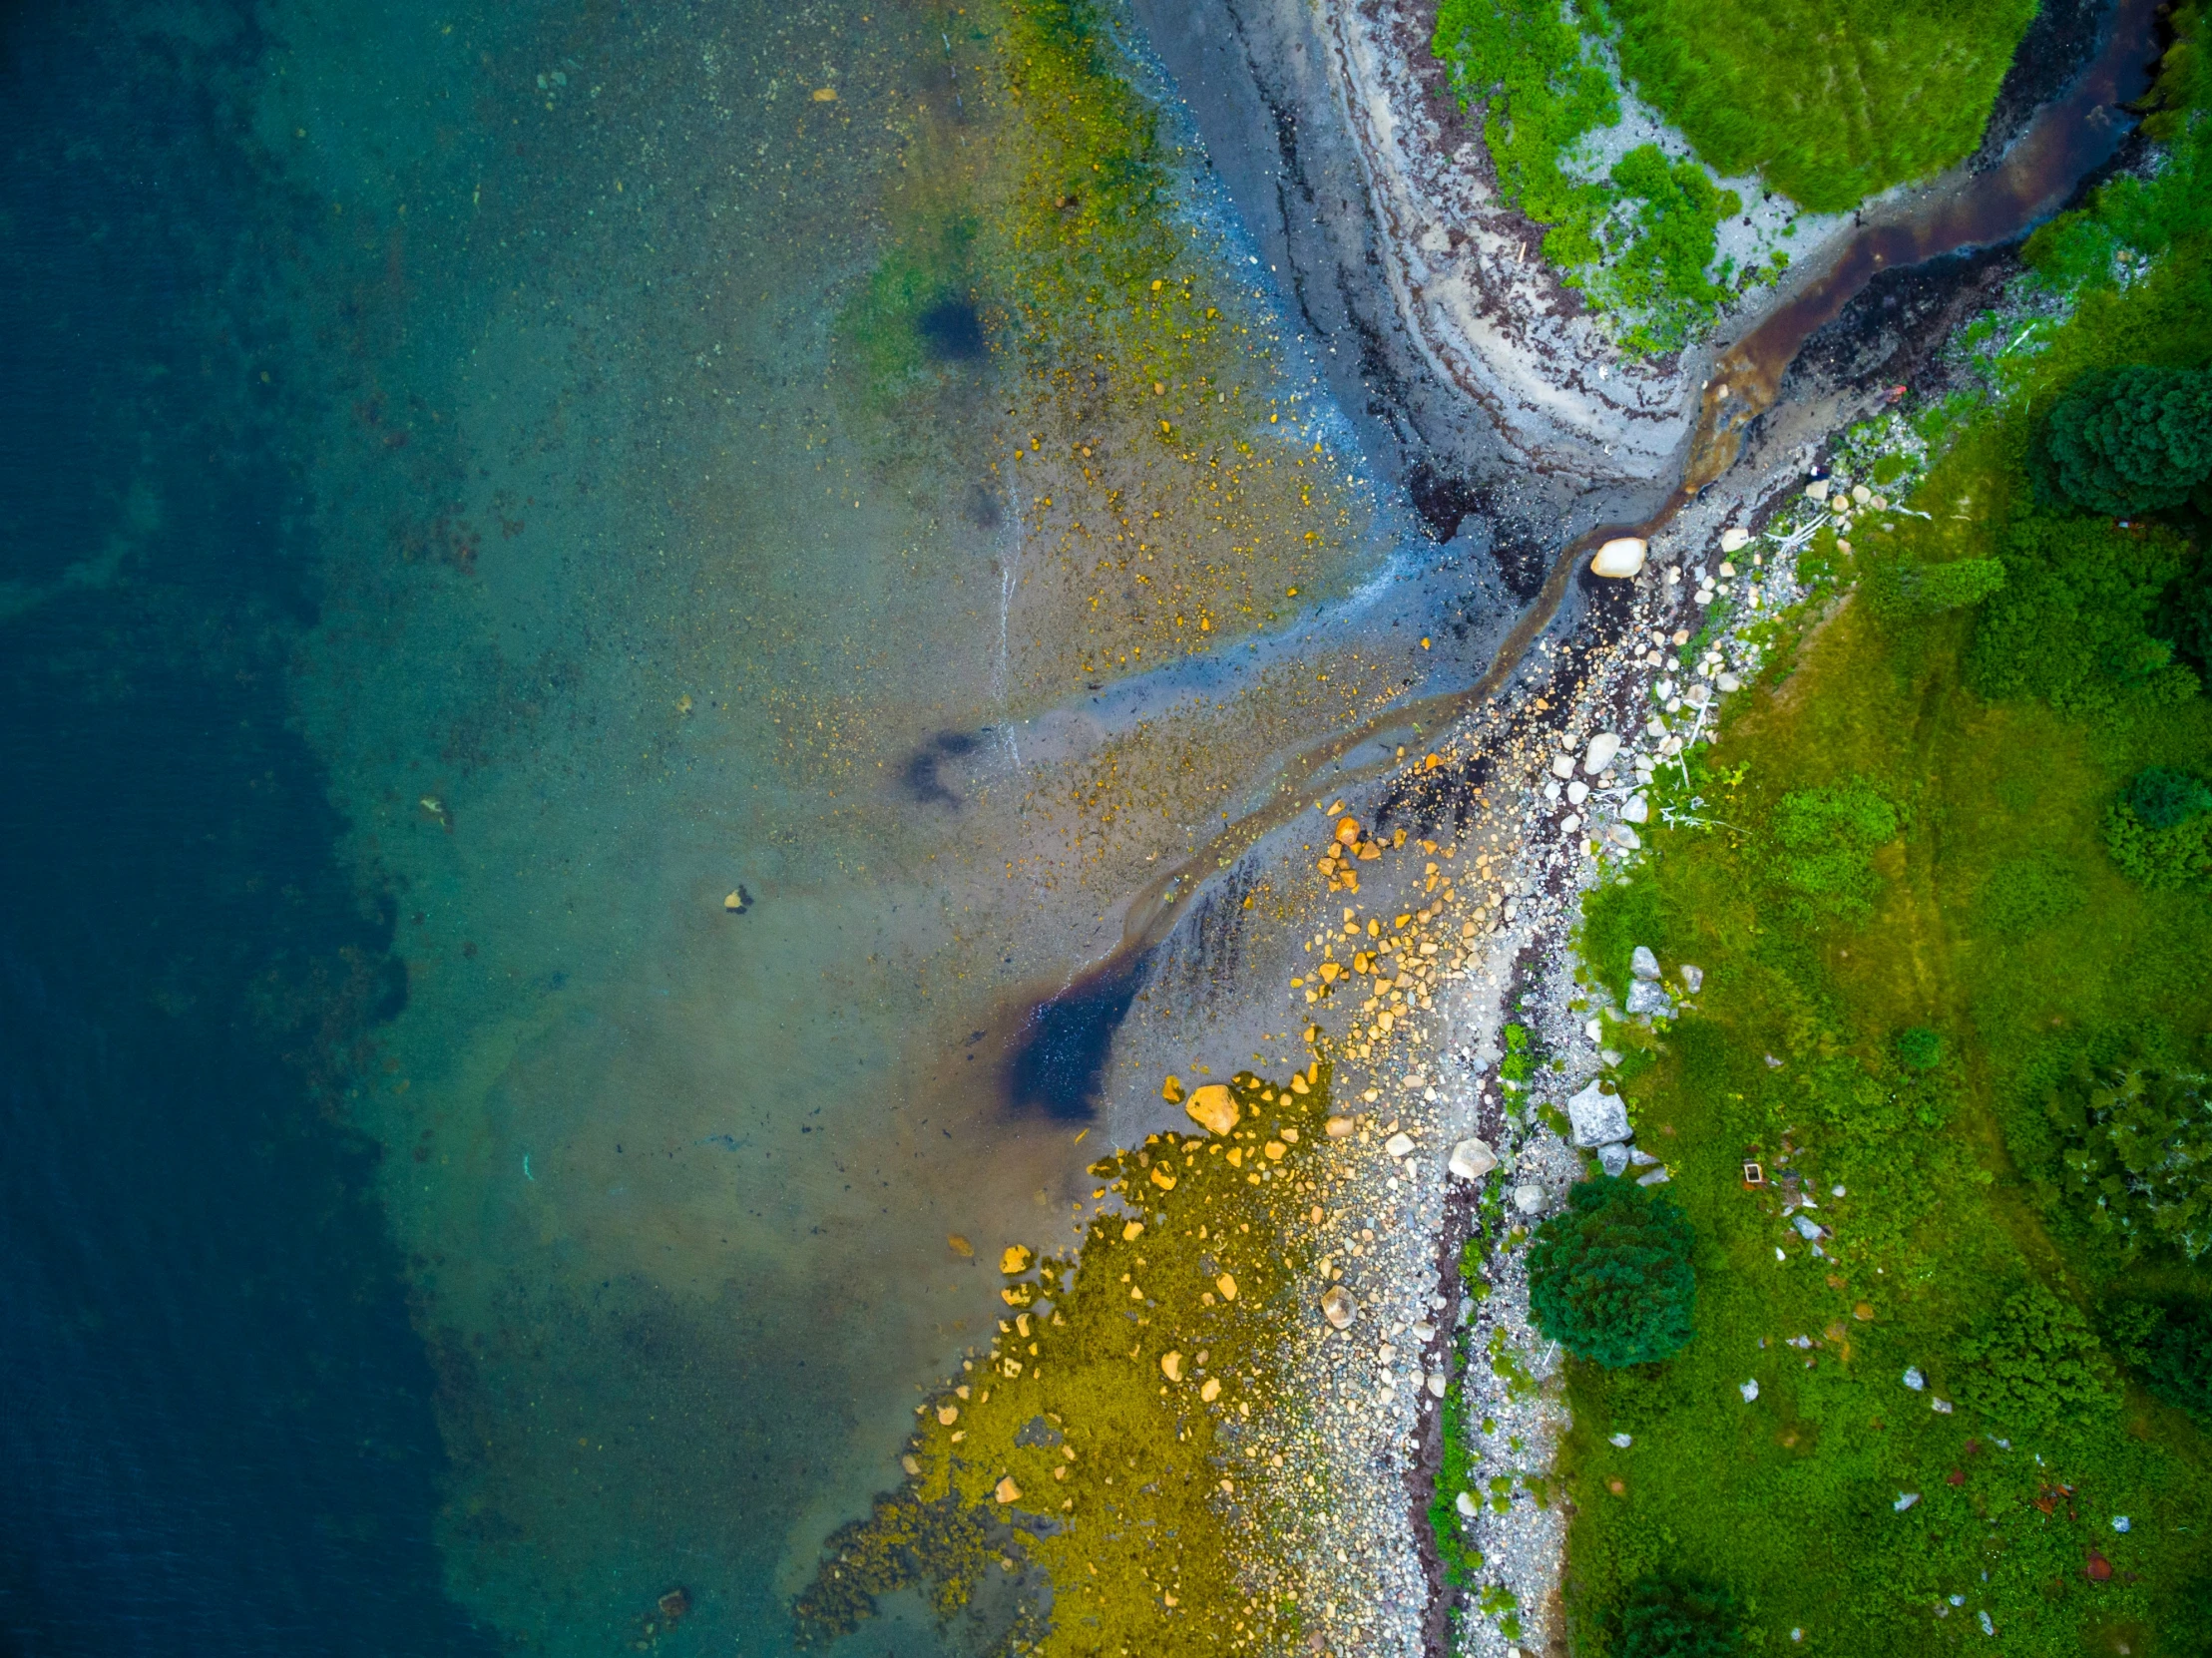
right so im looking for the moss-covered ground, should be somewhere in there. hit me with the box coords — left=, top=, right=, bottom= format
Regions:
left=793, top=1063, right=1336, bottom=1656
left=1558, top=19, right=2212, bottom=1650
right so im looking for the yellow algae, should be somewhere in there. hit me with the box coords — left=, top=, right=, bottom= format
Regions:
left=948, top=1234, right=975, bottom=1258
left=1001, top=1244, right=1034, bottom=1275
left=792, top=1063, right=1335, bottom=1654
left=1160, top=1073, right=1185, bottom=1103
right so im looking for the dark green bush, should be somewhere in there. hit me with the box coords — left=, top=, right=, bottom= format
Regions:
left=1528, top=1177, right=1698, bottom=1368
left=1967, top=514, right=2198, bottom=714
left=1614, top=1572, right=1742, bottom=1658
left=2126, top=765, right=2212, bottom=829
left=1763, top=780, right=1900, bottom=924
left=2107, top=1297, right=2212, bottom=1420
left=1895, top=1027, right=1945, bottom=1071
left=2038, top=365, right=2212, bottom=516
left=1957, top=1282, right=2120, bottom=1430
left=2046, top=1057, right=2212, bottom=1257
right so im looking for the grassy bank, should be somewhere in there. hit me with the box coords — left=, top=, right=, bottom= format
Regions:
left=1557, top=16, right=2212, bottom=1651
left=1601, top=0, right=2037, bottom=211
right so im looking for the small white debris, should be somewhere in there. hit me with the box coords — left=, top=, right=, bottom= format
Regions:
left=1932, top=1398, right=1954, bottom=1414
left=1609, top=1432, right=1632, bottom=1449
left=1903, top=1367, right=1926, bottom=1392
left=2112, top=1515, right=2130, bottom=1532
left=1895, top=1491, right=1921, bottom=1511
left=1740, top=1380, right=1760, bottom=1403
left=1980, top=1611, right=1994, bottom=1635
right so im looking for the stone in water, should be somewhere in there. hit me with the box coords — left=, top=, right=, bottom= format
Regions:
left=1566, top=1079, right=1631, bottom=1147
left=1590, top=537, right=1647, bottom=578
left=1514, top=1183, right=1546, bottom=1213
left=1719, top=526, right=1752, bottom=553
left=1384, top=1131, right=1415, bottom=1158
left=1583, top=731, right=1620, bottom=773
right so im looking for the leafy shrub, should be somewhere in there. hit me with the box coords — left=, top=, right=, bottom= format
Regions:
left=1865, top=556, right=2006, bottom=622
left=2046, top=1057, right=2212, bottom=1257
left=1528, top=1177, right=1698, bottom=1367
left=1432, top=0, right=1616, bottom=267
left=1614, top=1572, right=1743, bottom=1658
left=1967, top=514, right=2198, bottom=715
left=1763, top=780, right=1900, bottom=924
left=2104, top=801, right=2212, bottom=892
left=1957, top=1282, right=2119, bottom=1430
left=2037, top=365, right=2212, bottom=516
left=1977, top=854, right=2087, bottom=935
left=1603, top=146, right=1741, bottom=353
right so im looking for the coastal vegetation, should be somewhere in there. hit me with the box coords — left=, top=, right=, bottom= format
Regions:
left=1431, top=0, right=2038, bottom=348
left=1599, top=0, right=2037, bottom=210
left=1558, top=11, right=2212, bottom=1647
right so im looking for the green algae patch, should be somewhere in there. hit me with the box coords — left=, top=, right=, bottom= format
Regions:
left=794, top=1063, right=1336, bottom=1655
left=828, top=0, right=1367, bottom=703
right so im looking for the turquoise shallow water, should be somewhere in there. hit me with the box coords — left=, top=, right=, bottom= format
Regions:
left=1, top=0, right=1443, bottom=1646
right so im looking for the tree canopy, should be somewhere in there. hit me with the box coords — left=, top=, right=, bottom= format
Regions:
left=2039, top=365, right=2212, bottom=516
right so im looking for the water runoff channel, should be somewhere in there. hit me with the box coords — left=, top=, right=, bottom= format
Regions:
left=1000, top=0, right=2168, bottom=1119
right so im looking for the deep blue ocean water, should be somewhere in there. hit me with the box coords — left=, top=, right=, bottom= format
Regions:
left=0, top=4, right=491, bottom=1649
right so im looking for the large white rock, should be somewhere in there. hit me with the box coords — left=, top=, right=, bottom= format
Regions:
left=1621, top=794, right=1650, bottom=824
left=1719, top=526, right=1752, bottom=554
left=1590, top=537, right=1648, bottom=578
left=1566, top=1080, right=1632, bottom=1147
left=1448, top=1137, right=1499, bottom=1181
left=1583, top=731, right=1621, bottom=773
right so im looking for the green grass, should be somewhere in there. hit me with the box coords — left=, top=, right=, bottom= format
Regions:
left=1559, top=23, right=2212, bottom=1642
left=1598, top=0, right=2038, bottom=211
left=1431, top=0, right=1751, bottom=353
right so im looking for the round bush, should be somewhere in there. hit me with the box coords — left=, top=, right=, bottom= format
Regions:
left=2126, top=766, right=2212, bottom=831
left=1616, top=1573, right=1743, bottom=1658
left=1527, top=1176, right=1697, bottom=1367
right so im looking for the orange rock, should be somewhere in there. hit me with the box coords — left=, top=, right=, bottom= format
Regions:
left=1184, top=1083, right=1239, bottom=1136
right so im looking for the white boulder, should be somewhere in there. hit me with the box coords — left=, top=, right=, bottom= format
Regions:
left=1719, top=526, right=1752, bottom=554
left=1566, top=1079, right=1631, bottom=1147
left=1448, top=1137, right=1499, bottom=1181
left=1583, top=731, right=1621, bottom=773
left=1590, top=537, right=1647, bottom=578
